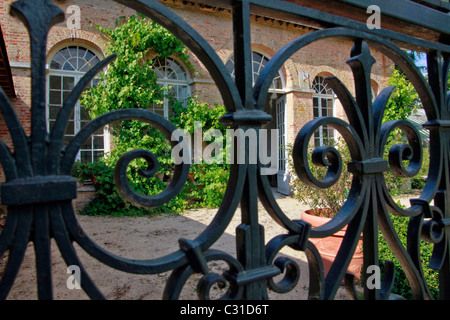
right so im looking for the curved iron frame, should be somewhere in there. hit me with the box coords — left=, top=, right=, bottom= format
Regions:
left=0, top=0, right=448, bottom=300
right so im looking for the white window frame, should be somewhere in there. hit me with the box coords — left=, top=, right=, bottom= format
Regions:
left=46, top=45, right=107, bottom=163
left=312, top=76, right=336, bottom=147
left=225, top=51, right=286, bottom=92
left=152, top=57, right=191, bottom=119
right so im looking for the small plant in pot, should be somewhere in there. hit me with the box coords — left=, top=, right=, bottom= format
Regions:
left=288, top=138, right=363, bottom=282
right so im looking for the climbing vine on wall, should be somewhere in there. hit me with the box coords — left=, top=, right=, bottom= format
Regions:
left=74, top=14, right=229, bottom=216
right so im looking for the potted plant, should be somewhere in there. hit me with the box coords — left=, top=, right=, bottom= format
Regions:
left=288, top=139, right=363, bottom=282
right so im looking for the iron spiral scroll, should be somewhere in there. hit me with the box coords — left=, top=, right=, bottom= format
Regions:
left=0, top=0, right=448, bottom=300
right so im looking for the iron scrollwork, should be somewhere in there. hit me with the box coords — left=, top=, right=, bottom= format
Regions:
left=0, top=0, right=448, bottom=300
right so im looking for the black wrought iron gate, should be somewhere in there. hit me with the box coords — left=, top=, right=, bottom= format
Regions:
left=0, top=0, right=449, bottom=300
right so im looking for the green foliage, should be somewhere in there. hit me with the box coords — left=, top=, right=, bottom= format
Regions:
left=383, top=67, right=419, bottom=123
left=72, top=149, right=192, bottom=216
left=171, top=97, right=227, bottom=135
left=73, top=15, right=229, bottom=216
left=81, top=14, right=191, bottom=118
left=288, top=134, right=412, bottom=216
left=378, top=213, right=439, bottom=299
left=288, top=139, right=352, bottom=217
left=411, top=144, right=430, bottom=191
left=72, top=99, right=229, bottom=216
left=172, top=99, right=230, bottom=209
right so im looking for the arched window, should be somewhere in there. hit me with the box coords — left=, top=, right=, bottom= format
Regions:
left=49, top=46, right=101, bottom=72
left=312, top=76, right=335, bottom=147
left=151, top=57, right=190, bottom=118
left=47, top=45, right=104, bottom=163
left=225, top=51, right=284, bottom=90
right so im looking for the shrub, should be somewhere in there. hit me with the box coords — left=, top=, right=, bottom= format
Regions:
left=73, top=15, right=230, bottom=216
left=289, top=132, right=410, bottom=218
left=72, top=99, right=229, bottom=216
left=288, top=138, right=351, bottom=218
left=378, top=213, right=439, bottom=299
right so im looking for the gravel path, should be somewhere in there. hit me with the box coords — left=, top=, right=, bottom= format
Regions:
left=0, top=191, right=414, bottom=300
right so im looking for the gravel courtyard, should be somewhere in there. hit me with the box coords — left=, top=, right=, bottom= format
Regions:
left=0, top=192, right=412, bottom=300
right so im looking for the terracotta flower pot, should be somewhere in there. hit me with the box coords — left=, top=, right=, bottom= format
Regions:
left=301, top=209, right=363, bottom=282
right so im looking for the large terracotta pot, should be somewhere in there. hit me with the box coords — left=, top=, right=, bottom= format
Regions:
left=301, top=209, right=363, bottom=282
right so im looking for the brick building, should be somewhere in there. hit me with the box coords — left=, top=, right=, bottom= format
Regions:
left=0, top=0, right=393, bottom=195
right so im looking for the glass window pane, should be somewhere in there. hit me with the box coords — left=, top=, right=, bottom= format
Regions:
left=93, top=136, right=104, bottom=149
left=51, top=47, right=101, bottom=73
left=93, top=151, right=104, bottom=162
left=63, top=135, right=73, bottom=146
left=179, top=86, right=188, bottom=100
left=50, top=61, right=62, bottom=70
left=63, top=77, right=75, bottom=90
left=313, top=107, right=319, bottom=118
left=225, top=59, right=234, bottom=76
left=63, top=61, right=75, bottom=71
left=168, top=68, right=178, bottom=80
left=80, top=106, right=91, bottom=121
left=227, top=52, right=282, bottom=89
left=321, top=99, right=328, bottom=115
left=79, top=62, right=91, bottom=72
left=80, top=120, right=89, bottom=130
left=329, top=127, right=335, bottom=139
left=50, top=54, right=64, bottom=70
left=82, top=138, right=92, bottom=150
left=94, top=127, right=104, bottom=135
left=69, top=46, right=78, bottom=57
left=153, top=108, right=164, bottom=117
left=60, top=48, right=71, bottom=60
left=65, top=121, right=75, bottom=135
left=327, top=98, right=333, bottom=112
left=49, top=105, right=60, bottom=120
left=49, top=90, right=61, bottom=105
left=77, top=58, right=85, bottom=70
left=52, top=53, right=66, bottom=65
left=176, top=69, right=186, bottom=81
left=167, top=59, right=177, bottom=70
left=253, top=52, right=262, bottom=63
left=85, top=50, right=94, bottom=61
left=81, top=151, right=92, bottom=163
left=313, top=97, right=318, bottom=108
left=78, top=47, right=87, bottom=58
left=49, top=76, right=61, bottom=90
left=154, top=66, right=165, bottom=78
left=89, top=56, right=100, bottom=68
left=253, top=62, right=260, bottom=75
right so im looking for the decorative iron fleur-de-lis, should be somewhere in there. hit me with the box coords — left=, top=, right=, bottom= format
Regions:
left=295, top=40, right=426, bottom=300
left=254, top=26, right=448, bottom=299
